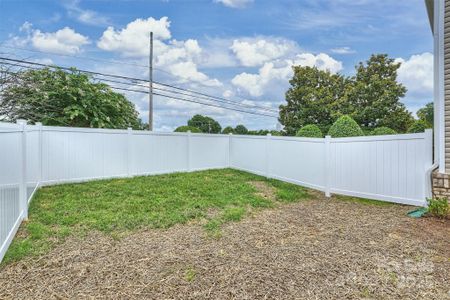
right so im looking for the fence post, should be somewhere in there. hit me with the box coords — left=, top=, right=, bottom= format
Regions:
left=17, top=119, right=28, bottom=220
left=228, top=133, right=233, bottom=168
left=324, top=135, right=331, bottom=197
left=36, top=122, right=43, bottom=185
left=187, top=130, right=191, bottom=172
left=127, top=127, right=132, bottom=177
left=266, top=133, right=271, bottom=178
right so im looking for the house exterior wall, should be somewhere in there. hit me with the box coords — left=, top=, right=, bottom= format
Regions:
left=444, top=0, right=450, bottom=172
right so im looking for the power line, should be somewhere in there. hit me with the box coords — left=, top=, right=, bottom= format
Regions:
left=106, top=86, right=278, bottom=118
left=0, top=54, right=278, bottom=113
left=87, top=76, right=277, bottom=114
left=0, top=56, right=279, bottom=114
left=0, top=61, right=279, bottom=118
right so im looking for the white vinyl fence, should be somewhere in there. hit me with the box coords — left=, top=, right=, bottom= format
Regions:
left=0, top=121, right=433, bottom=262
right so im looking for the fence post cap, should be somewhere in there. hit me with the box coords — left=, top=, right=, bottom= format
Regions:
left=16, top=119, right=27, bottom=125
left=35, top=122, right=42, bottom=126
left=267, top=133, right=272, bottom=136
left=127, top=127, right=132, bottom=131
left=325, top=135, right=331, bottom=139
left=229, top=133, right=233, bottom=135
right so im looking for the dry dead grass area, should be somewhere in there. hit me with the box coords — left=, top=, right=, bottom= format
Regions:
left=1, top=196, right=449, bottom=299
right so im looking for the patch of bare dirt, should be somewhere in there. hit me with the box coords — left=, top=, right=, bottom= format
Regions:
left=248, top=181, right=276, bottom=200
left=1, top=197, right=449, bottom=300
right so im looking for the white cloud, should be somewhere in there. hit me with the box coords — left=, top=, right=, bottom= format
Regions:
left=214, top=0, right=253, bottom=8
left=167, top=61, right=222, bottom=87
left=31, top=27, right=90, bottom=54
left=230, top=38, right=299, bottom=67
left=231, top=53, right=343, bottom=97
left=97, top=17, right=171, bottom=57
left=8, top=23, right=90, bottom=55
left=396, top=52, right=433, bottom=94
left=330, top=46, right=356, bottom=54
left=64, top=0, right=110, bottom=26
left=97, top=17, right=221, bottom=87
left=395, top=52, right=433, bottom=115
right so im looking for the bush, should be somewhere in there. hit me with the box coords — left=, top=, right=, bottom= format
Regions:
left=174, top=126, right=201, bottom=133
left=427, top=198, right=449, bottom=218
left=296, top=124, right=323, bottom=138
left=407, top=120, right=427, bottom=133
left=222, top=126, right=234, bottom=134
left=370, top=127, right=397, bottom=136
left=234, top=124, right=248, bottom=135
left=327, top=115, right=364, bottom=138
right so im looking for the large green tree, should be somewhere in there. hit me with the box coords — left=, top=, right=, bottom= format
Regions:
left=417, top=102, right=433, bottom=128
left=187, top=114, right=222, bottom=133
left=279, top=54, right=414, bottom=135
left=279, top=66, right=347, bottom=135
left=0, top=67, right=143, bottom=129
left=344, top=54, right=413, bottom=132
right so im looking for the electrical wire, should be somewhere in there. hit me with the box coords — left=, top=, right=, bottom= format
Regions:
left=0, top=57, right=279, bottom=116
left=0, top=56, right=279, bottom=113
left=0, top=62, right=279, bottom=118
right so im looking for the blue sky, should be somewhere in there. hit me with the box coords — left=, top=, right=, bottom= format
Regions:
left=0, top=0, right=434, bottom=131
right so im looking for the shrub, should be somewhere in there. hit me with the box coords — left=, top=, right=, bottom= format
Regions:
left=270, top=130, right=282, bottom=136
left=174, top=126, right=201, bottom=133
left=427, top=198, right=449, bottom=218
left=234, top=124, right=248, bottom=135
left=407, top=120, right=427, bottom=133
left=222, top=126, right=234, bottom=134
left=327, top=115, right=364, bottom=138
left=296, top=124, right=323, bottom=138
left=371, top=127, right=397, bottom=136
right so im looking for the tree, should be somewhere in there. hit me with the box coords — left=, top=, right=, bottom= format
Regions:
left=296, top=124, right=323, bottom=138
left=327, top=115, right=364, bottom=137
left=0, top=67, right=143, bottom=129
left=187, top=114, right=221, bottom=133
left=279, top=66, right=347, bottom=135
left=370, top=127, right=397, bottom=136
left=234, top=124, right=248, bottom=135
left=222, top=126, right=234, bottom=134
left=344, top=54, right=413, bottom=132
left=174, top=125, right=201, bottom=133
left=417, top=102, right=433, bottom=128
left=408, top=120, right=428, bottom=133
left=279, top=54, right=414, bottom=136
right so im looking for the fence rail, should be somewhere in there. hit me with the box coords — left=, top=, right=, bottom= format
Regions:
left=0, top=121, right=433, bottom=262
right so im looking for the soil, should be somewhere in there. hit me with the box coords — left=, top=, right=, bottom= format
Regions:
left=1, top=195, right=449, bottom=299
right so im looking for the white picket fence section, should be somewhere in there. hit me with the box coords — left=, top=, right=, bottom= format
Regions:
left=0, top=121, right=433, bottom=262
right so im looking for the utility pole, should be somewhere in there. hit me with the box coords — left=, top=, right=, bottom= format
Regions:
left=148, top=31, right=153, bottom=131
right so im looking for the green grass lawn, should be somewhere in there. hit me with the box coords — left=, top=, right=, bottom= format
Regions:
left=2, top=169, right=309, bottom=264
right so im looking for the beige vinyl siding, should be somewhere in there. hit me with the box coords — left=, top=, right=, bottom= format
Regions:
left=445, top=0, right=450, bottom=172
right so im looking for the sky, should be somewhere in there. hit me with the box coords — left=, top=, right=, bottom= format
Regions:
left=0, top=0, right=434, bottom=131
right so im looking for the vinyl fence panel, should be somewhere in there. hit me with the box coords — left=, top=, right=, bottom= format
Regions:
left=230, top=135, right=267, bottom=176
left=190, top=134, right=229, bottom=171
left=0, top=123, right=24, bottom=262
left=130, top=132, right=189, bottom=176
left=268, top=136, right=326, bottom=191
left=329, top=133, right=432, bottom=206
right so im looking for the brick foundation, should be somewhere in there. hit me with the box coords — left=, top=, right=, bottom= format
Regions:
left=432, top=171, right=450, bottom=198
